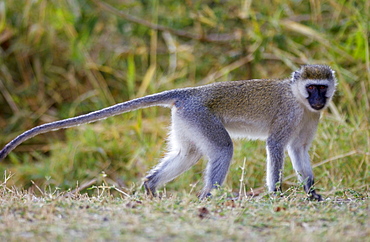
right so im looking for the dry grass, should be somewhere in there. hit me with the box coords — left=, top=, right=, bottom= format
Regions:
left=0, top=174, right=369, bottom=241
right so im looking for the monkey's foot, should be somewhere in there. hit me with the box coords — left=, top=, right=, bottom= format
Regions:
left=308, top=191, right=323, bottom=201
left=198, top=191, right=212, bottom=200
left=143, top=180, right=157, bottom=198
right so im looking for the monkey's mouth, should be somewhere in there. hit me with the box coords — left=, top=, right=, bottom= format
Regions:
left=310, top=103, right=325, bottom=110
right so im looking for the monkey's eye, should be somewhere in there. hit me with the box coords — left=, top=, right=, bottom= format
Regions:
left=319, top=85, right=327, bottom=89
left=307, top=85, right=314, bottom=90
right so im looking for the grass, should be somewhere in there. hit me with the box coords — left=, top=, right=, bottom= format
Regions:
left=0, top=0, right=369, bottom=240
left=0, top=175, right=369, bottom=241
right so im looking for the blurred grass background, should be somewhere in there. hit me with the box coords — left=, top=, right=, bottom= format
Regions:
left=0, top=0, right=368, bottom=195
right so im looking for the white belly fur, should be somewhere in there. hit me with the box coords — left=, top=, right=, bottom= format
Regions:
left=224, top=121, right=269, bottom=140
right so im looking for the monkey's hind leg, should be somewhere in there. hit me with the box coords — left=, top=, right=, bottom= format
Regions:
left=188, top=112, right=233, bottom=199
left=144, top=123, right=202, bottom=197
left=199, top=140, right=233, bottom=199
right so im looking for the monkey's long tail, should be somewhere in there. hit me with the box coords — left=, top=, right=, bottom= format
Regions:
left=0, top=90, right=179, bottom=161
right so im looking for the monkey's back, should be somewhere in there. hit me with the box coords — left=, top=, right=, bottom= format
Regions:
left=202, top=79, right=295, bottom=117
left=173, top=78, right=302, bottom=140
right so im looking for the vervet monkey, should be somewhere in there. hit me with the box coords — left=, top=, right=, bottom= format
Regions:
left=0, top=65, right=337, bottom=200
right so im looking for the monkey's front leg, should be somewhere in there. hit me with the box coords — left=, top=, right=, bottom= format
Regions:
left=266, top=138, right=285, bottom=194
left=287, top=145, right=323, bottom=201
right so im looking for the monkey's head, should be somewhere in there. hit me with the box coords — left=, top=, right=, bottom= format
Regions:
left=291, top=65, right=337, bottom=112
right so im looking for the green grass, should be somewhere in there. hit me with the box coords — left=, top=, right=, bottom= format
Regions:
left=0, top=0, right=369, bottom=240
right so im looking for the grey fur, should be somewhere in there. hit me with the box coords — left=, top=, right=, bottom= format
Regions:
left=0, top=65, right=337, bottom=200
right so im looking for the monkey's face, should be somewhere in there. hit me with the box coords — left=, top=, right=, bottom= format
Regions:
left=291, top=79, right=335, bottom=113
left=291, top=65, right=337, bottom=112
left=306, top=85, right=328, bottom=110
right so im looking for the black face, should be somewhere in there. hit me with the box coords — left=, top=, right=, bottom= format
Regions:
left=306, top=85, right=328, bottom=110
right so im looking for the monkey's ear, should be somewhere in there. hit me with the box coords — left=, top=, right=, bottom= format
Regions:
left=292, top=70, right=301, bottom=80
